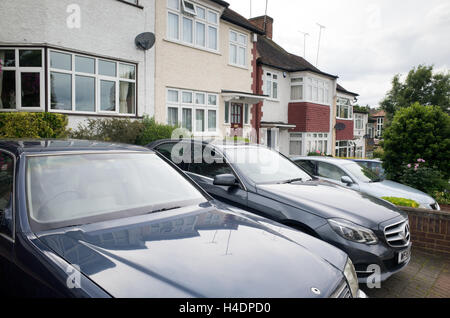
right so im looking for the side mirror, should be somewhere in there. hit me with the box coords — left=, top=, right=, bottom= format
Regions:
left=213, top=174, right=238, bottom=187
left=341, top=176, right=353, bottom=185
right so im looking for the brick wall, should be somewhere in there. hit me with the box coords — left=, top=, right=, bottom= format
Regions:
left=288, top=102, right=330, bottom=132
left=401, top=207, right=450, bottom=255
left=335, top=119, right=354, bottom=141
left=251, top=42, right=263, bottom=142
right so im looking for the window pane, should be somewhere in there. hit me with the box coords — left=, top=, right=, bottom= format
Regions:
left=208, top=26, right=217, bottom=50
left=266, top=80, right=272, bottom=96
left=208, top=94, right=217, bottom=105
left=238, top=34, right=246, bottom=45
left=50, top=72, right=71, bottom=110
left=244, top=104, right=249, bottom=124
left=182, top=17, right=193, bottom=44
left=195, top=93, right=205, bottom=104
left=291, top=85, right=303, bottom=100
left=0, top=152, right=14, bottom=237
left=99, top=60, right=116, bottom=77
left=100, top=80, right=116, bottom=111
left=273, top=81, right=278, bottom=99
left=290, top=140, right=302, bottom=156
left=75, top=55, right=95, bottom=74
left=0, top=50, right=16, bottom=67
left=182, top=92, right=192, bottom=103
left=229, top=44, right=237, bottom=64
left=21, top=72, right=40, bottom=107
left=0, top=71, right=16, bottom=109
left=168, top=0, right=179, bottom=10
left=207, top=11, right=217, bottom=24
left=197, top=6, right=205, bottom=19
left=168, top=12, right=179, bottom=40
left=208, top=110, right=216, bottom=131
left=19, top=50, right=42, bottom=67
left=119, top=64, right=136, bottom=80
left=119, top=81, right=135, bottom=114
left=75, top=75, right=95, bottom=112
left=50, top=51, right=72, bottom=71
left=224, top=102, right=230, bottom=123
left=230, top=31, right=237, bottom=42
left=196, top=22, right=206, bottom=47
left=168, top=107, right=178, bottom=126
left=167, top=89, right=179, bottom=103
left=196, top=109, right=205, bottom=132
left=182, top=108, right=192, bottom=131
left=238, top=47, right=246, bottom=66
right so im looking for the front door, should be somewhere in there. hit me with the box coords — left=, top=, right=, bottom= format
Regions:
left=230, top=103, right=243, bottom=136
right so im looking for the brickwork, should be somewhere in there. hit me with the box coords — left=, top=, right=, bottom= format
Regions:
left=288, top=102, right=330, bottom=133
left=335, top=119, right=354, bottom=141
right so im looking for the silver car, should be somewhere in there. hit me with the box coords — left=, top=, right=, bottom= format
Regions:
left=291, top=156, right=440, bottom=211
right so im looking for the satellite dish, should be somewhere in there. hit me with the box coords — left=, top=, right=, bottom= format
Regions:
left=135, top=32, right=155, bottom=51
left=335, top=123, right=346, bottom=131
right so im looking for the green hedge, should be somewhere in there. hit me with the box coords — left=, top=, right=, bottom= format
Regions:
left=0, top=112, right=69, bottom=138
left=381, top=197, right=420, bottom=208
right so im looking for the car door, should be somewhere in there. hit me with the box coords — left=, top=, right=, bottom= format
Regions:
left=187, top=145, right=248, bottom=209
left=0, top=150, right=15, bottom=296
left=316, top=161, right=360, bottom=191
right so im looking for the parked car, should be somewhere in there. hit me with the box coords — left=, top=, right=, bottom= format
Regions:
left=0, top=139, right=366, bottom=298
left=148, top=140, right=412, bottom=283
left=292, top=156, right=440, bottom=211
left=351, top=159, right=386, bottom=179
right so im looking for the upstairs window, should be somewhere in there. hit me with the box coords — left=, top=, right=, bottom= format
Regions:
left=355, top=114, right=364, bottom=130
left=265, top=72, right=278, bottom=99
left=337, top=97, right=353, bottom=119
left=304, top=77, right=330, bottom=105
left=229, top=30, right=247, bottom=67
left=290, top=77, right=303, bottom=100
left=167, top=0, right=219, bottom=51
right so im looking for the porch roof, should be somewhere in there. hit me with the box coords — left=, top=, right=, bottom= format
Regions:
left=221, top=90, right=268, bottom=104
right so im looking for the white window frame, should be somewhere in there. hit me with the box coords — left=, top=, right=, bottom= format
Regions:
left=265, top=72, right=279, bottom=100
left=336, top=97, right=353, bottom=120
left=305, top=133, right=329, bottom=154
left=166, top=88, right=219, bottom=135
left=355, top=114, right=364, bottom=130
left=290, top=77, right=304, bottom=102
left=376, top=118, right=384, bottom=137
left=229, top=29, right=248, bottom=68
left=292, top=75, right=331, bottom=106
left=47, top=49, right=137, bottom=116
left=289, top=133, right=303, bottom=156
left=335, top=140, right=354, bottom=158
left=166, top=0, right=220, bottom=53
left=181, top=0, right=197, bottom=16
left=0, top=47, right=45, bottom=111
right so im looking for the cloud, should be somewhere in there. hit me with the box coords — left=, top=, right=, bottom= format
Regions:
left=226, top=0, right=450, bottom=107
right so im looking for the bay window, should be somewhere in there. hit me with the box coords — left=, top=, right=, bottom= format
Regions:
left=355, top=114, right=364, bottom=130
left=167, top=88, right=218, bottom=134
left=0, top=48, right=44, bottom=110
left=337, top=97, right=353, bottom=119
left=336, top=141, right=354, bottom=158
left=291, top=75, right=330, bottom=105
left=167, top=0, right=219, bottom=52
left=305, top=133, right=329, bottom=154
left=229, top=30, right=247, bottom=67
left=49, top=50, right=136, bottom=115
left=290, top=77, right=303, bottom=100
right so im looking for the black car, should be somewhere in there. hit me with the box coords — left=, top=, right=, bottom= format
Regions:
left=148, top=140, right=412, bottom=283
left=0, top=139, right=365, bottom=298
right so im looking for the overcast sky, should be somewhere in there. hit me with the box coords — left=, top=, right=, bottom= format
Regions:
left=226, top=0, right=450, bottom=108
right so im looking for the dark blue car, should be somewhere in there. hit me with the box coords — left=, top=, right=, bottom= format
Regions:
left=0, top=139, right=365, bottom=298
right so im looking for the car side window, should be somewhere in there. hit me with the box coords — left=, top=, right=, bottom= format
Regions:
left=317, top=162, right=347, bottom=182
left=188, top=146, right=233, bottom=179
left=0, top=151, right=14, bottom=238
left=154, top=142, right=189, bottom=171
left=295, top=160, right=316, bottom=175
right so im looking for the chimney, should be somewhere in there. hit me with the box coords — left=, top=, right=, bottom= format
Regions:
left=249, top=15, right=273, bottom=39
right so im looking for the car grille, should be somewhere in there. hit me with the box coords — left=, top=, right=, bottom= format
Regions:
left=384, top=219, right=410, bottom=247
left=331, top=280, right=352, bottom=298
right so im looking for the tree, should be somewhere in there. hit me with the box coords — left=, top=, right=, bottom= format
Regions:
left=382, top=103, right=450, bottom=181
left=381, top=65, right=450, bottom=119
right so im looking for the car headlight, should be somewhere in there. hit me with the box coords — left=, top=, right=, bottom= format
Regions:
left=329, top=219, right=378, bottom=245
left=344, top=257, right=359, bottom=298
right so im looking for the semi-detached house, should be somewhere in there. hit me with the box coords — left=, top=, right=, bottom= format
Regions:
left=249, top=16, right=360, bottom=158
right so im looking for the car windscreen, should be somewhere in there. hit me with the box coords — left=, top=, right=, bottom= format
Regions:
left=26, top=152, right=207, bottom=231
left=343, top=162, right=382, bottom=183
left=224, top=147, right=313, bottom=184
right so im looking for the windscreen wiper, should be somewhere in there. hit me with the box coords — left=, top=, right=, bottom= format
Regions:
left=282, top=178, right=303, bottom=184
left=149, top=206, right=181, bottom=214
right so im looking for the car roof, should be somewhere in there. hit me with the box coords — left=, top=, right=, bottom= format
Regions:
left=351, top=159, right=382, bottom=163
left=149, top=139, right=265, bottom=151
left=0, top=139, right=151, bottom=156
left=291, top=156, right=354, bottom=165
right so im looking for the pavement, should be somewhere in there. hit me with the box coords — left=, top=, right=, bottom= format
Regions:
left=361, top=248, right=450, bottom=298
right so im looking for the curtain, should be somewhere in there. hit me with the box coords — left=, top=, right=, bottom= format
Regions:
left=119, top=82, right=129, bottom=114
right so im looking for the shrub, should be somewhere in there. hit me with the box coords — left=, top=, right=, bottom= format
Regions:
left=381, top=197, right=420, bottom=208
left=0, top=112, right=69, bottom=138
left=399, top=159, right=449, bottom=196
left=373, top=148, right=384, bottom=159
left=135, top=117, right=179, bottom=145
left=382, top=103, right=450, bottom=180
left=432, top=191, right=450, bottom=205
left=308, top=150, right=328, bottom=157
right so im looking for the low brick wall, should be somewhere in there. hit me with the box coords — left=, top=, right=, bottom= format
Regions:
left=400, top=206, right=450, bottom=255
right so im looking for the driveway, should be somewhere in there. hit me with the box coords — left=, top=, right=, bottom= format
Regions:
left=361, top=248, right=450, bottom=298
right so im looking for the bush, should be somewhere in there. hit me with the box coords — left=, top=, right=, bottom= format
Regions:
left=381, top=197, right=420, bottom=208
left=136, top=117, right=179, bottom=145
left=373, top=148, right=384, bottom=159
left=432, top=191, right=450, bottom=205
left=399, top=160, right=449, bottom=196
left=308, top=151, right=329, bottom=157
left=0, top=112, right=69, bottom=139
left=382, top=103, right=450, bottom=180
left=71, top=116, right=179, bottom=146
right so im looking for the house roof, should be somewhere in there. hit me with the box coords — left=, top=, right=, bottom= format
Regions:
left=209, top=0, right=230, bottom=8
left=371, top=110, right=386, bottom=117
left=256, top=35, right=338, bottom=79
left=337, top=84, right=359, bottom=97
left=221, top=8, right=265, bottom=35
